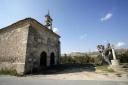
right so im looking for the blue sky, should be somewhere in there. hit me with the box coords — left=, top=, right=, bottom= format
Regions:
left=0, top=0, right=128, bottom=53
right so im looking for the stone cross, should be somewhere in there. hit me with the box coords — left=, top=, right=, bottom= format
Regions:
left=111, top=45, right=117, bottom=60
left=97, top=43, right=120, bottom=66
left=110, top=44, right=120, bottom=66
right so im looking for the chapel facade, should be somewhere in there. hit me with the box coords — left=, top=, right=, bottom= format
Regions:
left=0, top=13, right=60, bottom=74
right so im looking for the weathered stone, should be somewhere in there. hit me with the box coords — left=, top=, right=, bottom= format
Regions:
left=0, top=17, right=61, bottom=75
left=111, top=60, right=120, bottom=66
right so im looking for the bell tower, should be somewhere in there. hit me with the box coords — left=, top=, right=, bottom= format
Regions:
left=44, top=11, right=53, bottom=30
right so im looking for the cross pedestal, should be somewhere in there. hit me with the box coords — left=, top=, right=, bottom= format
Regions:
left=110, top=59, right=121, bottom=71
left=110, top=47, right=120, bottom=71
left=111, top=59, right=119, bottom=65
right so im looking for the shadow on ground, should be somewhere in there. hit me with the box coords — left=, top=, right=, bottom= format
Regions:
left=29, top=64, right=96, bottom=75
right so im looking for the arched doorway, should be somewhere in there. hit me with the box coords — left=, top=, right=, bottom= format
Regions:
left=40, top=51, right=47, bottom=68
left=50, top=52, right=55, bottom=66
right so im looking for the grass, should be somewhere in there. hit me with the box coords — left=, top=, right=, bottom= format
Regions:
left=96, top=65, right=115, bottom=72
left=0, top=69, right=17, bottom=76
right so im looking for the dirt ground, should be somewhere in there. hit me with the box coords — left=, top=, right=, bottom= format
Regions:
left=28, top=71, right=127, bottom=81
left=26, top=64, right=128, bottom=81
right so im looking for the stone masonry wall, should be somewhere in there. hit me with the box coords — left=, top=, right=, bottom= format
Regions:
left=25, top=25, right=60, bottom=73
left=0, top=24, right=29, bottom=74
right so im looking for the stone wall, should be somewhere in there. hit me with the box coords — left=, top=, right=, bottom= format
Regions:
left=0, top=18, right=61, bottom=74
left=0, top=24, right=29, bottom=74
left=25, top=25, right=60, bottom=73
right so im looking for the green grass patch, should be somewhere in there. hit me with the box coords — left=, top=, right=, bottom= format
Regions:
left=0, top=69, right=17, bottom=76
left=96, top=65, right=115, bottom=72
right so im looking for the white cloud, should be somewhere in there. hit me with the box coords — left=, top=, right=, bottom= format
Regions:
left=101, top=13, right=112, bottom=21
left=116, top=42, right=126, bottom=48
left=80, top=33, right=87, bottom=39
left=53, top=27, right=59, bottom=34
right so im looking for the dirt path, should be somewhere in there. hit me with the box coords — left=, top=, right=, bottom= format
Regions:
left=27, top=70, right=128, bottom=81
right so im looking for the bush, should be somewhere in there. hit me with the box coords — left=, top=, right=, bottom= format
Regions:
left=61, top=54, right=102, bottom=65
left=116, top=51, right=128, bottom=63
left=93, top=55, right=102, bottom=65
left=61, top=50, right=128, bottom=65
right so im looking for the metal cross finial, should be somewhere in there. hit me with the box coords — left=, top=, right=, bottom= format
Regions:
left=47, top=10, right=50, bottom=16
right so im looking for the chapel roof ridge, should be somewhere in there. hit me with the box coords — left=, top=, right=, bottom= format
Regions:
left=0, top=17, right=60, bottom=38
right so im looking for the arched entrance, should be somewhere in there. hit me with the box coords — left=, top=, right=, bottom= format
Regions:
left=40, top=51, right=47, bottom=68
left=50, top=52, right=55, bottom=66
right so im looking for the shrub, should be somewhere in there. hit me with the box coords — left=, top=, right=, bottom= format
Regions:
left=61, top=50, right=128, bottom=65
left=93, top=55, right=102, bottom=65
left=116, top=51, right=128, bottom=63
left=61, top=54, right=102, bottom=65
